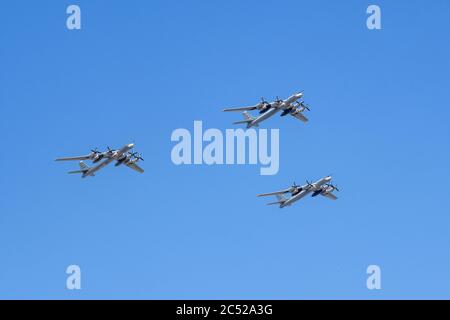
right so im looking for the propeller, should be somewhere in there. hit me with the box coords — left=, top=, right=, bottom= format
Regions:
left=258, top=97, right=271, bottom=113
left=305, top=180, right=314, bottom=189
left=292, top=181, right=302, bottom=189
left=301, top=102, right=310, bottom=111
left=90, top=148, right=100, bottom=154
left=130, top=152, right=144, bottom=161
left=288, top=182, right=298, bottom=192
left=135, top=153, right=144, bottom=161
left=275, top=96, right=283, bottom=104
left=326, top=183, right=340, bottom=192
left=260, top=97, right=268, bottom=105
left=294, top=101, right=310, bottom=111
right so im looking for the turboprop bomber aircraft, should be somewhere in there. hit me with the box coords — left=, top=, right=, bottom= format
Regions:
left=222, top=92, right=310, bottom=128
left=257, top=175, right=339, bottom=208
left=55, top=143, right=144, bottom=178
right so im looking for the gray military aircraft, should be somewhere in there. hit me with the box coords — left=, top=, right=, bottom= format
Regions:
left=222, top=92, right=310, bottom=128
left=56, top=143, right=144, bottom=178
left=257, top=175, right=339, bottom=208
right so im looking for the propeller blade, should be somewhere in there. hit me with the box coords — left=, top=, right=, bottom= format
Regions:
left=306, top=180, right=314, bottom=188
left=326, top=183, right=339, bottom=192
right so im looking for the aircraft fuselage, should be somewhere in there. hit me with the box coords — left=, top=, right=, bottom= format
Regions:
left=280, top=176, right=332, bottom=208
left=249, top=93, right=303, bottom=127
left=249, top=107, right=280, bottom=127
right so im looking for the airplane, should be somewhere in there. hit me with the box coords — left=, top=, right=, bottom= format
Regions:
left=55, top=143, right=144, bottom=177
left=222, top=92, right=310, bottom=128
left=257, top=175, right=339, bottom=208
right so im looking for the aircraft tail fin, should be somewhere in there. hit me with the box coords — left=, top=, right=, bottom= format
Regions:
left=243, top=111, right=254, bottom=121
left=276, top=194, right=287, bottom=203
left=79, top=161, right=89, bottom=170
left=267, top=194, right=287, bottom=206
left=233, top=111, right=258, bottom=128
left=68, top=161, right=91, bottom=175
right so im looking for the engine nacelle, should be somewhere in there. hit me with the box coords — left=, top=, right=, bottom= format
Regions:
left=115, top=160, right=124, bottom=167
left=92, top=154, right=104, bottom=163
left=259, top=105, right=271, bottom=114
left=115, top=155, right=128, bottom=166
left=124, top=156, right=133, bottom=165
left=311, top=190, right=324, bottom=197
left=280, top=109, right=292, bottom=117
left=291, top=187, right=303, bottom=196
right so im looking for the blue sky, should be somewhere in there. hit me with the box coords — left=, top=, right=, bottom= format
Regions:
left=0, top=0, right=449, bottom=299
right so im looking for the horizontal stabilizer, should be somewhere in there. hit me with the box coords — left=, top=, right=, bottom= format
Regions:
left=67, top=161, right=91, bottom=175
left=234, top=111, right=258, bottom=128
left=233, top=120, right=253, bottom=125
left=68, top=170, right=85, bottom=174
left=267, top=201, right=284, bottom=206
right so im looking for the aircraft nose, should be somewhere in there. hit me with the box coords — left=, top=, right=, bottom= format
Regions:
left=325, top=176, right=332, bottom=181
left=128, top=143, right=135, bottom=148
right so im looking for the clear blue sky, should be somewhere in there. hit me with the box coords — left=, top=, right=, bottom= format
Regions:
left=1, top=0, right=449, bottom=299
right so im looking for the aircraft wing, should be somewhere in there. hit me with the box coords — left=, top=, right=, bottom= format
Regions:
left=55, top=155, right=91, bottom=161
left=223, top=106, right=258, bottom=112
left=257, top=188, right=291, bottom=197
left=126, top=162, right=144, bottom=174
left=291, top=112, right=309, bottom=123
left=321, top=193, right=338, bottom=200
